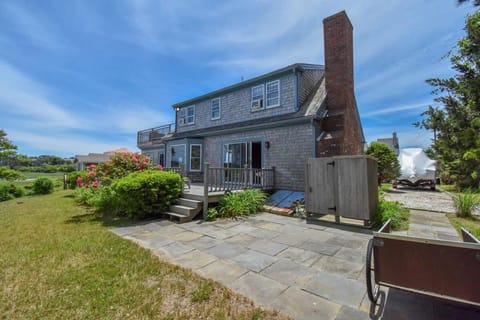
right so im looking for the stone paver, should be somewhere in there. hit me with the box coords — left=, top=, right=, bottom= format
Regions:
left=197, top=259, right=248, bottom=286
left=261, top=259, right=316, bottom=287
left=271, top=286, right=340, bottom=320
left=276, top=247, right=319, bottom=267
left=231, top=271, right=288, bottom=306
left=172, top=249, right=218, bottom=270
left=111, top=210, right=476, bottom=319
left=205, top=242, right=247, bottom=260
left=303, top=270, right=366, bottom=308
left=312, top=255, right=364, bottom=280
left=247, top=239, right=288, bottom=256
left=231, top=249, right=278, bottom=272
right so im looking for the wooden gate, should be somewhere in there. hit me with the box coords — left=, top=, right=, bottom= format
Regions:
left=305, top=155, right=378, bottom=225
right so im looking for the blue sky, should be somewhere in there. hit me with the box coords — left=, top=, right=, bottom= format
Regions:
left=0, top=1, right=475, bottom=157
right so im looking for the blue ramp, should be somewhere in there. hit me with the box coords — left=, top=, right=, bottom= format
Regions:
left=268, top=190, right=305, bottom=208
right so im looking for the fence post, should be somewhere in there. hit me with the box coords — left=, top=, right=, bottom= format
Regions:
left=203, top=163, right=209, bottom=220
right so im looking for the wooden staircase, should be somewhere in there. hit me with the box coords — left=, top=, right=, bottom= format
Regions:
left=164, top=193, right=203, bottom=222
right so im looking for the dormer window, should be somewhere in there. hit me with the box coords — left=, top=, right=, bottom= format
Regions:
left=266, top=80, right=280, bottom=108
left=211, top=98, right=220, bottom=120
left=179, top=105, right=195, bottom=125
left=251, top=84, right=264, bottom=111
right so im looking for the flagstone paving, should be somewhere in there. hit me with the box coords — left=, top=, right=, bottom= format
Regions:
left=111, top=212, right=478, bottom=319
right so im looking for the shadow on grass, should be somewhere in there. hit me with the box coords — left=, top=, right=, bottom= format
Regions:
left=65, top=209, right=170, bottom=228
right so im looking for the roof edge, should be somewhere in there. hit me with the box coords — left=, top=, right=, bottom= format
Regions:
left=172, top=63, right=324, bottom=109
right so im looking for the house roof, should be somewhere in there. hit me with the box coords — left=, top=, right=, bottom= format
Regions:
left=74, top=154, right=111, bottom=163
left=172, top=63, right=324, bottom=109
left=168, top=77, right=327, bottom=139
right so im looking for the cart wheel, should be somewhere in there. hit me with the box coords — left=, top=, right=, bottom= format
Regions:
left=366, top=239, right=380, bottom=304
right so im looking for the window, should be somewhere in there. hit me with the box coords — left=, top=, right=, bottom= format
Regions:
left=190, top=144, right=202, bottom=171
left=251, top=84, right=264, bottom=111
left=179, top=106, right=195, bottom=125
left=170, top=145, right=186, bottom=167
left=211, top=98, right=220, bottom=120
left=266, top=80, right=280, bottom=108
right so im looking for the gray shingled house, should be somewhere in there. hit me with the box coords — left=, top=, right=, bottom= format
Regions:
left=137, top=11, right=365, bottom=191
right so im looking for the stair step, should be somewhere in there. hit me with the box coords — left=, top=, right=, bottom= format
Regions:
left=176, top=198, right=202, bottom=207
left=180, top=192, right=204, bottom=201
left=164, top=211, right=188, bottom=218
left=170, top=204, right=196, bottom=216
left=164, top=211, right=190, bottom=223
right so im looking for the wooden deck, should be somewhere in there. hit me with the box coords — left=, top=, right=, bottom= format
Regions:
left=181, top=184, right=231, bottom=203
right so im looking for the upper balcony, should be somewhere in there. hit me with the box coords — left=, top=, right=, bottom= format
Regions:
left=137, top=123, right=175, bottom=147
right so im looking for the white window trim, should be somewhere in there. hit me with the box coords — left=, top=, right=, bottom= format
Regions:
left=179, top=105, right=195, bottom=126
left=189, top=144, right=202, bottom=172
left=265, top=80, right=280, bottom=109
left=169, top=144, right=186, bottom=167
left=251, top=84, right=265, bottom=112
left=211, top=98, right=221, bottom=120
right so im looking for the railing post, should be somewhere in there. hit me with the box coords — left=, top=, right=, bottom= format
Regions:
left=271, top=166, right=276, bottom=189
left=203, top=163, right=210, bottom=220
left=243, top=164, right=249, bottom=189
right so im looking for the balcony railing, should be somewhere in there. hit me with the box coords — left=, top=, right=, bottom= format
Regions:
left=137, top=123, right=175, bottom=146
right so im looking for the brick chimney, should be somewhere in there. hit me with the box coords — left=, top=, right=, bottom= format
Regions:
left=316, top=11, right=364, bottom=156
left=323, top=10, right=354, bottom=114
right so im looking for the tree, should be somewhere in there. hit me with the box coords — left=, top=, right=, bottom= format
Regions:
left=416, top=11, right=480, bottom=189
left=0, top=129, right=17, bottom=162
left=366, top=142, right=401, bottom=183
left=458, top=0, right=480, bottom=6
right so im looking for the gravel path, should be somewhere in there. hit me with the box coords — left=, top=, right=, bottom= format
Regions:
left=383, top=188, right=456, bottom=213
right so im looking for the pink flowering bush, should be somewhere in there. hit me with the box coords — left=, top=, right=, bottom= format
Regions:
left=73, top=152, right=179, bottom=218
left=96, top=152, right=153, bottom=180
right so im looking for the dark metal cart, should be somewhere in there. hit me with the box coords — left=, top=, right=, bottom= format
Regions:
left=366, top=219, right=480, bottom=307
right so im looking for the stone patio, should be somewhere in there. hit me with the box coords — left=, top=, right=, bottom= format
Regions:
left=111, top=212, right=479, bottom=320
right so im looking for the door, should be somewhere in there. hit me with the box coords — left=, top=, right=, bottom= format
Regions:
left=305, top=158, right=336, bottom=215
left=223, top=141, right=262, bottom=183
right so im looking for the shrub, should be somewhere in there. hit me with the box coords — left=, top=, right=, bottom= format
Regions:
left=11, top=185, right=25, bottom=198
left=453, top=190, right=480, bottom=218
left=0, top=183, right=26, bottom=201
left=32, top=177, right=54, bottom=195
left=67, top=171, right=87, bottom=189
left=377, top=198, right=410, bottom=230
left=111, top=170, right=182, bottom=218
left=217, top=189, right=267, bottom=219
left=0, top=167, right=25, bottom=181
left=86, top=186, right=123, bottom=215
left=74, top=186, right=95, bottom=205
left=96, top=152, right=152, bottom=180
left=0, top=183, right=14, bottom=202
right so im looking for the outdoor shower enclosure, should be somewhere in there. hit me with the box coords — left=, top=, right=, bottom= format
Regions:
left=305, top=155, right=378, bottom=226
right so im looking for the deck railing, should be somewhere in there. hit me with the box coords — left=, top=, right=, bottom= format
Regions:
left=204, top=164, right=275, bottom=192
left=137, top=123, right=175, bottom=145
left=202, top=163, right=275, bottom=218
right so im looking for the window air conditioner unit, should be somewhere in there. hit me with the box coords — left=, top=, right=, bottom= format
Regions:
left=251, top=99, right=263, bottom=111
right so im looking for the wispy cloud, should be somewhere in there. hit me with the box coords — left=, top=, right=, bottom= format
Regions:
left=0, top=2, right=66, bottom=50
left=363, top=101, right=431, bottom=117
left=7, top=129, right=135, bottom=156
left=0, top=61, right=79, bottom=129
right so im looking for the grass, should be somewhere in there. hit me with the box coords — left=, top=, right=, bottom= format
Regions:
left=0, top=190, right=288, bottom=320
left=447, top=214, right=480, bottom=239
left=377, top=197, right=410, bottom=231
left=21, top=171, right=65, bottom=179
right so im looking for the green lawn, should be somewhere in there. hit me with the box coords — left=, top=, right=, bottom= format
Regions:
left=0, top=191, right=287, bottom=319
left=20, top=171, right=65, bottom=179
left=447, top=214, right=480, bottom=239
